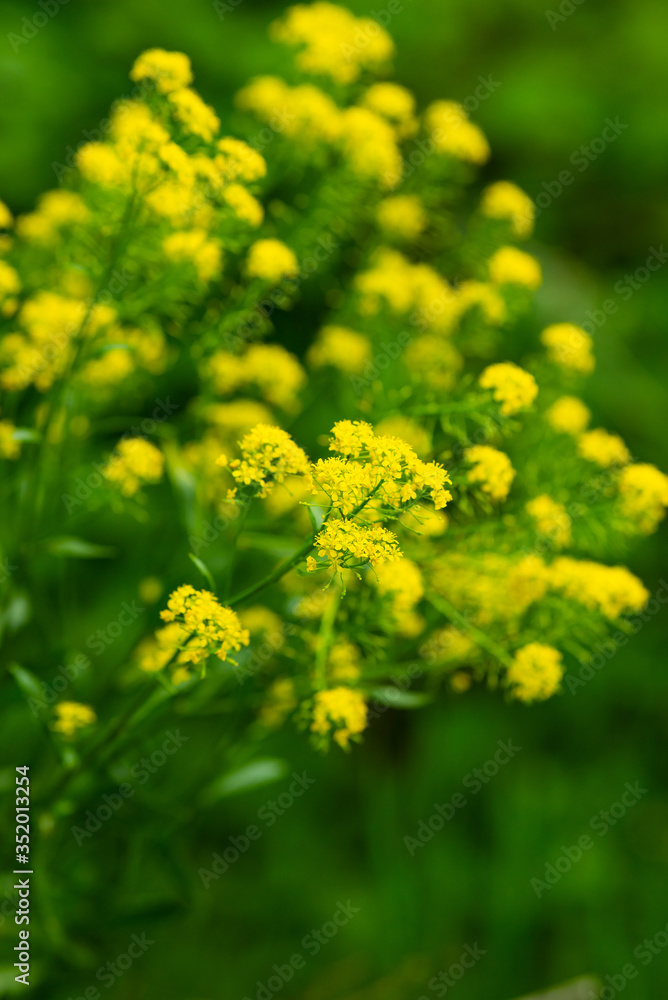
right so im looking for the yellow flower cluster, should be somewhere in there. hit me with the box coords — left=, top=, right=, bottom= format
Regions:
left=618, top=463, right=668, bottom=533
left=430, top=553, right=548, bottom=625
left=307, top=325, right=371, bottom=374
left=479, top=361, right=538, bottom=416
left=506, top=643, right=564, bottom=702
left=206, top=344, right=306, bottom=411
left=327, top=639, right=361, bottom=682
left=360, top=83, right=418, bottom=138
left=311, top=686, right=368, bottom=749
left=220, top=424, right=310, bottom=499
left=246, top=238, right=298, bottom=283
left=130, top=49, right=193, bottom=94
left=313, top=520, right=401, bottom=570
left=216, top=137, right=267, bottom=182
left=103, top=438, right=164, bottom=497
left=423, top=101, right=490, bottom=164
left=163, top=229, right=223, bottom=282
left=259, top=678, right=298, bottom=729
left=326, top=420, right=452, bottom=511
left=526, top=494, right=572, bottom=547
left=405, top=335, right=463, bottom=391
left=52, top=701, right=97, bottom=736
left=355, top=248, right=456, bottom=331
left=0, top=419, right=20, bottom=459
left=373, top=557, right=424, bottom=635
left=160, top=585, right=250, bottom=664
left=421, top=627, right=476, bottom=667
left=541, top=323, right=595, bottom=374
left=546, top=396, right=591, bottom=435
left=339, top=107, right=402, bottom=189
left=236, top=77, right=343, bottom=144
left=270, top=2, right=394, bottom=84
left=480, top=181, right=534, bottom=238
left=577, top=428, right=630, bottom=468
left=465, top=445, right=516, bottom=502
left=376, top=194, right=427, bottom=240
left=489, top=246, right=542, bottom=288
left=550, top=558, right=649, bottom=619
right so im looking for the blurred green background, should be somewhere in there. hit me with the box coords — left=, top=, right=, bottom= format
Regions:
left=1, top=0, right=667, bottom=997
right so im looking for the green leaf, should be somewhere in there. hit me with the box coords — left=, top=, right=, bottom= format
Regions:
left=201, top=758, right=288, bottom=804
left=368, top=686, right=434, bottom=709
left=188, top=553, right=217, bottom=592
left=44, top=536, right=117, bottom=559
left=8, top=663, right=43, bottom=702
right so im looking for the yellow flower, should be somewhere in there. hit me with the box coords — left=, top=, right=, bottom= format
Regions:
left=130, top=49, right=193, bottom=94
left=577, top=428, right=630, bottom=468
left=167, top=87, right=220, bottom=141
left=541, top=323, right=595, bottom=374
left=238, top=605, right=284, bottom=646
left=52, top=702, right=96, bottom=737
left=360, top=83, right=417, bottom=138
left=374, top=557, right=424, bottom=614
left=479, top=362, right=538, bottom=416
left=405, top=335, right=463, bottom=391
left=488, top=246, right=542, bottom=288
left=546, top=396, right=591, bottom=435
left=373, top=417, right=430, bottom=457
left=311, top=687, right=368, bottom=749
left=136, top=621, right=189, bottom=673
left=160, top=585, right=250, bottom=665
left=236, top=78, right=343, bottom=144
left=355, top=248, right=457, bottom=331
left=526, top=494, right=571, bottom=547
left=465, top=445, right=515, bottom=502
left=222, top=424, right=310, bottom=498
left=423, top=101, right=490, bottom=164
left=205, top=400, right=273, bottom=435
left=506, top=643, right=564, bottom=702
left=271, top=3, right=394, bottom=84
left=246, top=239, right=298, bottom=283
left=76, top=143, right=128, bottom=187
left=103, top=438, right=164, bottom=496
left=163, top=229, right=223, bottom=282
left=0, top=199, right=13, bottom=228
left=307, top=326, right=371, bottom=374
left=421, top=627, right=475, bottom=666
left=259, top=678, right=298, bottom=729
left=327, top=640, right=361, bottom=682
left=0, top=419, right=20, bottom=459
left=0, top=261, right=20, bottom=299
left=549, top=558, right=648, bottom=619
left=222, top=184, right=264, bottom=226
left=618, top=463, right=668, bottom=533
left=480, top=181, right=534, bottom=238
left=215, top=137, right=267, bottom=182
left=339, top=107, right=402, bottom=189
left=315, top=519, right=401, bottom=570
left=206, top=344, right=306, bottom=410
left=376, top=195, right=427, bottom=240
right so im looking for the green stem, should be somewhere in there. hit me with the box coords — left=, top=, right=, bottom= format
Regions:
left=425, top=590, right=513, bottom=668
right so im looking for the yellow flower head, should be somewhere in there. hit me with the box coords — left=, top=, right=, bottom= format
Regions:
left=526, top=494, right=572, bottom=548
left=423, top=101, right=490, bottom=164
left=577, top=428, right=630, bottom=468
left=222, top=424, right=310, bottom=498
left=271, top=3, right=394, bottom=84
left=489, top=246, right=542, bottom=288
left=314, top=519, right=401, bottom=570
left=0, top=420, right=20, bottom=460
left=130, top=49, right=193, bottom=94
left=307, top=325, right=371, bottom=374
left=479, top=362, right=538, bottom=416
left=541, top=323, right=595, bottom=374
left=223, top=184, right=264, bottom=227
left=465, top=445, right=515, bottom=502
left=311, top=686, right=368, bottom=749
left=376, top=194, right=427, bottom=241
left=76, top=143, right=128, bottom=188
left=215, top=137, right=267, bottom=182
left=207, top=344, right=306, bottom=411
left=339, top=107, right=402, bottom=189
left=0, top=199, right=13, bottom=228
left=360, top=82, right=417, bottom=137
left=167, top=87, right=220, bottom=141
left=160, top=585, right=250, bottom=665
left=246, top=239, right=298, bottom=283
left=53, top=701, right=97, bottom=737
left=103, top=438, right=164, bottom=496
left=618, top=463, right=668, bottom=534
left=546, top=396, right=591, bottom=435
left=405, top=335, right=463, bottom=391
left=506, top=643, right=564, bottom=702
left=549, top=558, right=649, bottom=619
left=480, top=181, right=534, bottom=238
left=163, top=229, right=223, bottom=283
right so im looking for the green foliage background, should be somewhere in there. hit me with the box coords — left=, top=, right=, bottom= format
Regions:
left=0, top=1, right=667, bottom=997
